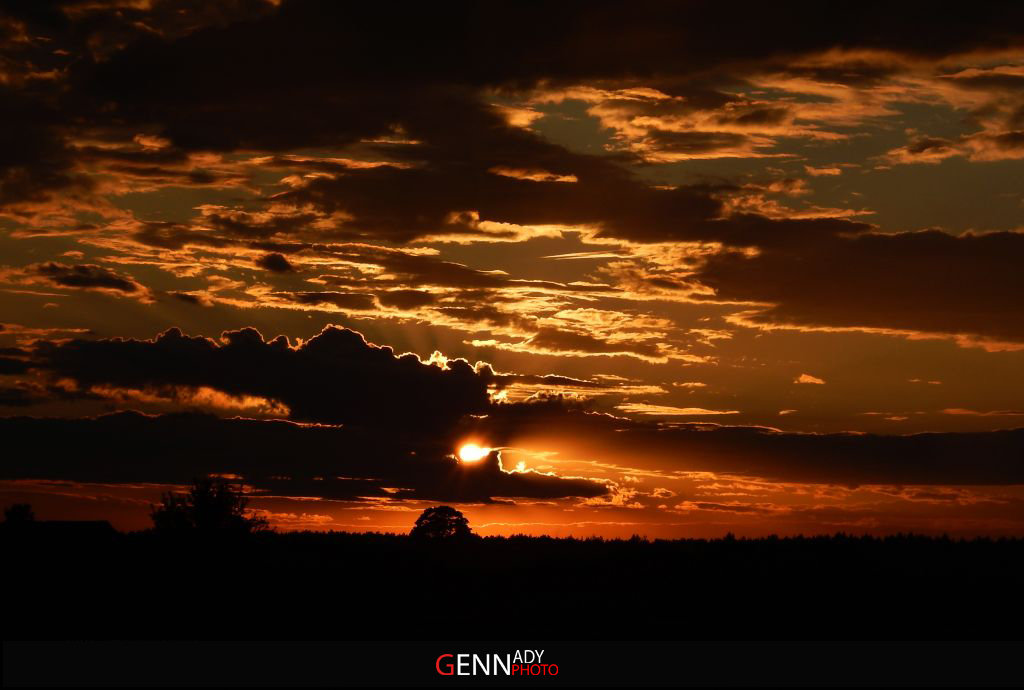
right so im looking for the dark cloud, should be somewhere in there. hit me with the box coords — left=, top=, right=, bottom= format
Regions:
left=1, top=0, right=1022, bottom=537
left=168, top=291, right=209, bottom=306
left=437, top=305, right=534, bottom=330
left=255, top=252, right=294, bottom=273
left=33, top=262, right=141, bottom=293
left=0, top=410, right=608, bottom=502
left=476, top=403, right=1024, bottom=486
left=887, top=130, right=1024, bottom=164
left=376, top=289, right=437, bottom=310
left=130, top=222, right=233, bottom=250
left=526, top=327, right=666, bottom=359
left=313, top=249, right=519, bottom=289
left=72, top=1, right=1024, bottom=148
left=718, top=106, right=790, bottom=127
left=0, top=386, right=37, bottom=407
left=642, top=130, right=750, bottom=154
left=285, top=291, right=377, bottom=310
left=0, top=357, right=30, bottom=375
left=945, top=72, right=1024, bottom=91
left=2, top=0, right=1023, bottom=235
left=984, top=130, right=1024, bottom=151
left=906, top=136, right=958, bottom=155
left=490, top=372, right=604, bottom=390
left=299, top=244, right=616, bottom=292
left=31, top=325, right=494, bottom=434
left=695, top=230, right=1024, bottom=343
left=206, top=210, right=321, bottom=239
left=8, top=0, right=988, bottom=246
left=273, top=156, right=872, bottom=246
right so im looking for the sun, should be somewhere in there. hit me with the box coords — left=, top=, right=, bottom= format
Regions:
left=457, top=443, right=490, bottom=463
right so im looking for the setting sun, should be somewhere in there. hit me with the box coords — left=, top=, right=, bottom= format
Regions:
left=457, top=443, right=490, bottom=463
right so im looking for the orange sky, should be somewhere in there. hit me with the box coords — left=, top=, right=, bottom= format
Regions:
left=1, top=1, right=1022, bottom=536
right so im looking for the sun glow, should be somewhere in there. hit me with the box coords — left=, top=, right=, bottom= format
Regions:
left=458, top=443, right=490, bottom=463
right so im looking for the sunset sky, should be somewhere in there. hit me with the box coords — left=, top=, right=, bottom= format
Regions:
left=2, top=0, right=1023, bottom=537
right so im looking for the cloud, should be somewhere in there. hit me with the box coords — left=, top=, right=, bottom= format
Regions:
left=883, top=132, right=1024, bottom=165
left=883, top=136, right=961, bottom=165
left=30, top=325, right=494, bottom=434
left=805, top=165, right=843, bottom=176
left=0, top=411, right=609, bottom=503
left=34, top=263, right=140, bottom=292
left=6, top=0, right=905, bottom=250
left=942, top=408, right=1024, bottom=417
left=169, top=291, right=213, bottom=307
left=471, top=326, right=695, bottom=363
left=475, top=404, right=1024, bottom=486
left=375, top=289, right=436, bottom=310
left=283, top=291, right=377, bottom=310
left=6, top=0, right=1017, bottom=351
left=255, top=252, right=294, bottom=273
left=794, top=374, right=826, bottom=385
left=3, top=0, right=1024, bottom=238
left=615, top=403, right=740, bottom=416
left=694, top=230, right=1024, bottom=346
left=0, top=262, right=149, bottom=299
left=674, top=500, right=771, bottom=514
left=305, top=244, right=614, bottom=292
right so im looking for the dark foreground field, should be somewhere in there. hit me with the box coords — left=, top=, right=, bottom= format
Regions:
left=4, top=528, right=1023, bottom=641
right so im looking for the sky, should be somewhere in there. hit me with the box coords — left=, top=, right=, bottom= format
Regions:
left=1, top=0, right=1023, bottom=537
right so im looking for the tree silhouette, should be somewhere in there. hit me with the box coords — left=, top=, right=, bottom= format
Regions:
left=410, top=505, right=474, bottom=539
left=151, top=478, right=269, bottom=534
left=4, top=503, right=34, bottom=524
